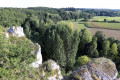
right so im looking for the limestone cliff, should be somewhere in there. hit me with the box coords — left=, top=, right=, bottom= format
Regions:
left=8, top=26, right=25, bottom=37
left=31, top=43, right=42, bottom=68
left=65, top=57, right=118, bottom=80
left=39, top=60, right=63, bottom=80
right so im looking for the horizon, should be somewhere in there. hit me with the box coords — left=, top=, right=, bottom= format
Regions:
left=0, top=0, right=120, bottom=9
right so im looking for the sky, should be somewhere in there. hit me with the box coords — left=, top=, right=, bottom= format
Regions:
left=0, top=0, right=120, bottom=9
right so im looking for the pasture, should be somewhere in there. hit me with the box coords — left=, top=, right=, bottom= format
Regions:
left=87, top=22, right=120, bottom=30
left=90, top=16, right=120, bottom=22
left=59, top=19, right=86, bottom=31
left=87, top=16, right=120, bottom=30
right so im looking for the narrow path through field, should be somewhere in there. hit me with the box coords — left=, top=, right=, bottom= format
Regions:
left=87, top=27, right=120, bottom=40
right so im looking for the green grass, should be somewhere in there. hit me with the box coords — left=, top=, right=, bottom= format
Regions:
left=87, top=22, right=120, bottom=30
left=59, top=19, right=86, bottom=31
left=90, top=16, right=120, bottom=22
left=87, top=16, right=120, bottom=30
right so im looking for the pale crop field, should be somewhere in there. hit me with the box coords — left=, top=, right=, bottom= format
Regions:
left=87, top=27, right=120, bottom=40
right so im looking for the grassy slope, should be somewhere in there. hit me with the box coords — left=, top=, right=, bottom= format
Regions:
left=60, top=19, right=86, bottom=31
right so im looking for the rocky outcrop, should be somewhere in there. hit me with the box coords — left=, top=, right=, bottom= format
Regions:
left=67, top=57, right=118, bottom=80
left=31, top=43, right=42, bottom=68
left=41, top=60, right=63, bottom=80
left=8, top=26, right=25, bottom=37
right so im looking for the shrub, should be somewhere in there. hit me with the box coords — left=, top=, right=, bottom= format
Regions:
left=76, top=55, right=91, bottom=66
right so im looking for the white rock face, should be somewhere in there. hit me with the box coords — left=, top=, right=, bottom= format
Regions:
left=5, top=33, right=9, bottom=38
left=31, top=43, right=42, bottom=68
left=8, top=26, right=25, bottom=37
left=47, top=60, right=63, bottom=80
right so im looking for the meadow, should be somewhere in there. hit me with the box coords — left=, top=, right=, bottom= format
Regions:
left=87, top=22, right=120, bottom=30
left=90, top=16, right=120, bottom=22
left=59, top=19, right=86, bottom=31
left=87, top=16, right=120, bottom=30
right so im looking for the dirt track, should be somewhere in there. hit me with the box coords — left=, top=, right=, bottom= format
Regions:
left=87, top=27, right=120, bottom=40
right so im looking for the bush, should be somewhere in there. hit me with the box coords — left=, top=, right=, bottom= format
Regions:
left=76, top=55, right=91, bottom=66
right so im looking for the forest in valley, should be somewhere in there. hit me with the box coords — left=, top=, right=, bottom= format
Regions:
left=1, top=7, right=120, bottom=79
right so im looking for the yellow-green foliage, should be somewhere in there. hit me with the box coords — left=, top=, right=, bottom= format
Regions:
left=92, top=74, right=99, bottom=80
left=74, top=73, right=82, bottom=80
left=77, top=55, right=91, bottom=66
left=68, top=22, right=74, bottom=31
left=0, top=25, right=5, bottom=32
left=58, top=20, right=86, bottom=31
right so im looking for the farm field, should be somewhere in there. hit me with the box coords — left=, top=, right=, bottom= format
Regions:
left=87, top=22, right=120, bottom=30
left=87, top=27, right=120, bottom=40
left=90, top=16, right=120, bottom=22
left=62, top=18, right=120, bottom=40
left=59, top=19, right=86, bottom=31
left=87, top=16, right=120, bottom=30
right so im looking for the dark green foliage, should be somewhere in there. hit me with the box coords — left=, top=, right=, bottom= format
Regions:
left=86, top=36, right=99, bottom=57
left=104, top=19, right=107, bottom=22
left=101, top=40, right=110, bottom=56
left=43, top=24, right=80, bottom=72
left=77, top=29, right=92, bottom=57
left=94, top=31, right=106, bottom=55
left=44, top=27, right=66, bottom=67
left=0, top=8, right=27, bottom=27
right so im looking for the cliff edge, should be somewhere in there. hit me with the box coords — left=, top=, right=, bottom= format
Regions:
left=66, top=57, right=118, bottom=80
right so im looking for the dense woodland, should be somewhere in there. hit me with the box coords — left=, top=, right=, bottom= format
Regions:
left=1, top=7, right=120, bottom=79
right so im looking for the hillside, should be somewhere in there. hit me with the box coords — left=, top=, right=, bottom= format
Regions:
left=1, top=7, right=120, bottom=80
left=0, top=26, right=120, bottom=80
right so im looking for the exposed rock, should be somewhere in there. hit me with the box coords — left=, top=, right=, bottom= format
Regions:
left=41, top=60, right=63, bottom=80
left=31, top=43, right=42, bottom=68
left=8, top=26, right=25, bottom=37
left=68, top=57, right=118, bottom=80
left=5, top=33, right=9, bottom=38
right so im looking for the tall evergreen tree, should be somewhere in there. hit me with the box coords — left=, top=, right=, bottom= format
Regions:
left=86, top=36, right=99, bottom=57
left=77, top=29, right=92, bottom=56
left=95, top=31, right=106, bottom=53
left=110, top=43, right=118, bottom=61
left=101, top=40, right=110, bottom=57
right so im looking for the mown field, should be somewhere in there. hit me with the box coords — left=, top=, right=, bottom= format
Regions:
left=87, top=22, right=120, bottom=30
left=87, top=16, right=120, bottom=30
left=90, top=16, right=120, bottom=22
left=59, top=19, right=86, bottom=31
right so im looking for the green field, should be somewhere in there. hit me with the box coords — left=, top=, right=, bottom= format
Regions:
left=87, top=16, right=120, bottom=30
left=87, top=22, right=120, bottom=30
left=90, top=16, right=120, bottom=22
left=59, top=19, right=86, bottom=31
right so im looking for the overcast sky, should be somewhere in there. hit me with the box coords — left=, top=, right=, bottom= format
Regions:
left=0, top=0, right=120, bottom=9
